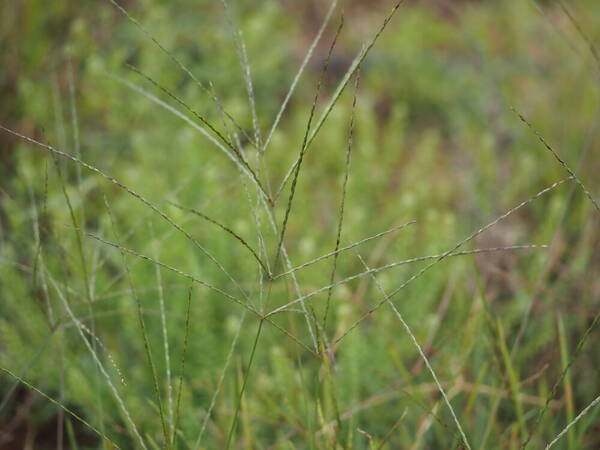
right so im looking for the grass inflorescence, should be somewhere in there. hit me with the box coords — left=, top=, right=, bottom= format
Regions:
left=1, top=0, right=600, bottom=449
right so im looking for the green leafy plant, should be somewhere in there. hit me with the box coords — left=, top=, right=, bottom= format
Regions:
left=1, top=0, right=600, bottom=448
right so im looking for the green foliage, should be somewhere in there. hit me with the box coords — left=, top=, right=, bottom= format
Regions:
left=1, top=0, right=600, bottom=448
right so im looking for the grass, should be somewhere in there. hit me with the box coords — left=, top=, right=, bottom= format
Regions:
left=1, top=0, right=600, bottom=448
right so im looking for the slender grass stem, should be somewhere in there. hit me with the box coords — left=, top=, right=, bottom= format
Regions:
left=225, top=319, right=264, bottom=450
left=104, top=196, right=169, bottom=447
left=172, top=286, right=193, bottom=447
left=322, top=69, right=360, bottom=330
left=356, top=253, right=472, bottom=450
left=273, top=15, right=344, bottom=269
left=0, top=366, right=121, bottom=449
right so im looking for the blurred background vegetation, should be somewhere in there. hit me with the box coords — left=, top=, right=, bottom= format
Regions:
left=1, top=0, right=600, bottom=448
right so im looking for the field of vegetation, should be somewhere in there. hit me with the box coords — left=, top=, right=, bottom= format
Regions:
left=1, top=0, right=600, bottom=448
